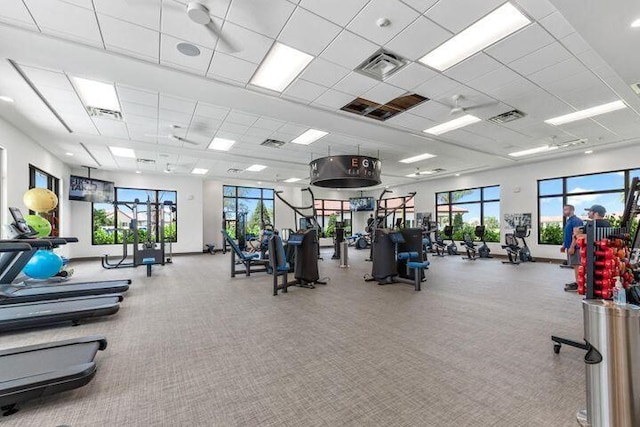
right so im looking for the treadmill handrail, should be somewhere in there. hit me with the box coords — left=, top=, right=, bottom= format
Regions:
left=0, top=334, right=108, bottom=356
left=0, top=239, right=52, bottom=249
left=0, top=243, right=32, bottom=253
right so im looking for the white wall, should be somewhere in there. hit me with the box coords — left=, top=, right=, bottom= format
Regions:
left=389, top=143, right=640, bottom=259
left=0, top=117, right=70, bottom=254
left=69, top=169, right=203, bottom=258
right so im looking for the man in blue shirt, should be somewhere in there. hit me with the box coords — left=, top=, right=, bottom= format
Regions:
left=561, top=204, right=584, bottom=291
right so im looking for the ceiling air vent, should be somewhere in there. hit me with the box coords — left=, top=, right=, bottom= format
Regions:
left=227, top=168, right=243, bottom=174
left=631, top=82, right=640, bottom=95
left=355, top=49, right=408, bottom=81
left=433, top=168, right=446, bottom=173
left=86, top=106, right=123, bottom=120
left=488, top=109, right=526, bottom=124
left=260, top=139, right=286, bottom=148
left=136, top=158, right=155, bottom=165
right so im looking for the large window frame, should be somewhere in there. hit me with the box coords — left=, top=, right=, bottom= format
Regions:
left=537, top=168, right=640, bottom=245
left=92, top=187, right=177, bottom=245
left=379, top=196, right=416, bottom=229
left=223, top=185, right=275, bottom=241
left=29, top=164, right=60, bottom=237
left=314, top=199, right=351, bottom=237
left=435, top=185, right=501, bottom=242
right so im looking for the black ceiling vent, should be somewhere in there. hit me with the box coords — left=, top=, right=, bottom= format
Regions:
left=86, top=106, right=123, bottom=120
left=260, top=139, right=286, bottom=148
left=227, top=168, right=243, bottom=174
left=433, top=168, right=446, bottom=173
left=136, top=158, right=155, bottom=164
left=488, top=109, right=526, bottom=124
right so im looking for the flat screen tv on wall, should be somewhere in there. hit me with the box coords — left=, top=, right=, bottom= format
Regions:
left=349, top=197, right=375, bottom=211
left=69, top=175, right=115, bottom=203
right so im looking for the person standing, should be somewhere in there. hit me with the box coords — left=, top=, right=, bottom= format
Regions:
left=585, top=204, right=610, bottom=227
left=561, top=204, right=583, bottom=292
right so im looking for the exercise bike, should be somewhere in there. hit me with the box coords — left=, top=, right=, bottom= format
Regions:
left=443, top=225, right=459, bottom=255
left=502, top=225, right=534, bottom=265
left=432, top=231, right=446, bottom=257
left=460, top=232, right=478, bottom=260
left=475, top=225, right=492, bottom=259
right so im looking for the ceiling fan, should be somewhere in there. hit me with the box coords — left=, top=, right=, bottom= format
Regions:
left=144, top=133, right=200, bottom=146
left=446, top=94, right=498, bottom=115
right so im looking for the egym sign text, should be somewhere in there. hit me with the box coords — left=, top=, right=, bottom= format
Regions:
left=309, top=155, right=382, bottom=188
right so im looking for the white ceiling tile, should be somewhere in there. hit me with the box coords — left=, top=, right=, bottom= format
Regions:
left=98, top=14, right=159, bottom=61
left=333, top=72, right=379, bottom=97
left=244, top=127, right=273, bottom=138
left=160, top=34, right=213, bottom=74
left=214, top=130, right=244, bottom=141
left=559, top=32, right=591, bottom=56
left=225, top=0, right=295, bottom=38
left=116, top=85, right=158, bottom=107
left=253, top=117, right=286, bottom=131
left=400, top=0, right=439, bottom=13
left=278, top=7, right=341, bottom=56
left=348, top=0, right=419, bottom=46
left=507, top=89, right=571, bottom=119
left=161, top=4, right=221, bottom=49
left=21, top=66, right=71, bottom=91
left=425, top=0, right=504, bottom=33
left=539, top=11, right=575, bottom=40
left=576, top=50, right=609, bottom=70
left=485, top=75, right=538, bottom=101
left=225, top=111, right=259, bottom=126
left=282, top=79, right=327, bottom=103
left=444, top=53, right=502, bottom=84
left=122, top=103, right=158, bottom=121
left=526, top=57, right=586, bottom=87
left=592, top=109, right=640, bottom=131
left=189, top=118, right=221, bottom=135
left=124, top=113, right=157, bottom=127
left=207, top=52, right=258, bottom=84
left=92, top=118, right=129, bottom=138
left=216, top=22, right=274, bottom=64
left=23, top=0, right=103, bottom=47
left=300, top=58, right=350, bottom=87
left=361, top=83, right=406, bottom=105
left=467, top=66, right=522, bottom=95
left=159, top=109, right=192, bottom=125
left=542, top=70, right=607, bottom=96
left=159, top=94, right=196, bottom=114
left=299, top=0, right=369, bottom=26
left=94, top=0, right=160, bottom=31
left=320, top=30, right=379, bottom=70
left=513, top=0, right=555, bottom=20
left=193, top=102, right=229, bottom=120
left=312, top=89, right=355, bottom=110
left=385, top=112, right=432, bottom=131
left=385, top=62, right=439, bottom=91
left=277, top=123, right=308, bottom=135
left=557, top=86, right=619, bottom=111
left=59, top=0, right=92, bottom=9
left=434, top=88, right=496, bottom=112
left=409, top=100, right=452, bottom=121
left=412, top=74, right=460, bottom=99
left=0, top=0, right=37, bottom=29
left=485, top=24, right=555, bottom=64
left=219, top=122, right=249, bottom=134
left=385, top=16, right=452, bottom=61
left=508, top=42, right=572, bottom=76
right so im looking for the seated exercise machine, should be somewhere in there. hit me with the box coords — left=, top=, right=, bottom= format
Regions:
left=460, top=232, right=478, bottom=261
left=443, top=225, right=459, bottom=255
left=502, top=225, right=534, bottom=265
left=0, top=334, right=107, bottom=416
left=460, top=226, right=492, bottom=261
left=269, top=230, right=326, bottom=295
left=221, top=230, right=269, bottom=277
left=432, top=230, right=447, bottom=257
left=475, top=225, right=492, bottom=258
left=102, top=198, right=172, bottom=277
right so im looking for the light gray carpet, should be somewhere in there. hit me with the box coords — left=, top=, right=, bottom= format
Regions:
left=1, top=249, right=586, bottom=427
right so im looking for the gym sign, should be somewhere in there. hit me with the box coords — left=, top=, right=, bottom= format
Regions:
left=309, top=155, right=382, bottom=188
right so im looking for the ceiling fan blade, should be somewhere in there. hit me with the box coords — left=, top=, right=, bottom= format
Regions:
left=205, top=21, right=239, bottom=53
left=465, top=100, right=501, bottom=112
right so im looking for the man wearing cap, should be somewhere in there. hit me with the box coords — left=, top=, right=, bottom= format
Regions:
left=561, top=204, right=583, bottom=292
left=585, top=204, right=610, bottom=226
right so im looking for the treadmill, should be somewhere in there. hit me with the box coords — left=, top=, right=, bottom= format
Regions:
left=0, top=293, right=122, bottom=332
left=0, top=334, right=107, bottom=415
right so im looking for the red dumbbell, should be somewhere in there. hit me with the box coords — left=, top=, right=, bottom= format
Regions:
left=595, top=239, right=610, bottom=249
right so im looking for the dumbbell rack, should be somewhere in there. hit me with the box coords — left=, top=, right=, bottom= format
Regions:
left=551, top=221, right=628, bottom=354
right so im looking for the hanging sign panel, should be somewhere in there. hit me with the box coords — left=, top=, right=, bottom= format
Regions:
left=309, top=155, right=382, bottom=188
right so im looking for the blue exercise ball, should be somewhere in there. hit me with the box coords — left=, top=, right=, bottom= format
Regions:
left=23, top=250, right=63, bottom=279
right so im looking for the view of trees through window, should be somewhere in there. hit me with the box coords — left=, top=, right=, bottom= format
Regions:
left=435, top=186, right=500, bottom=242
left=538, top=168, right=640, bottom=245
left=223, top=186, right=275, bottom=239
left=315, top=199, right=351, bottom=237
left=92, top=188, right=177, bottom=245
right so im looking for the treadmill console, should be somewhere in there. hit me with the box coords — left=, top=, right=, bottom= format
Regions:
left=388, top=232, right=406, bottom=244
left=287, top=233, right=305, bottom=246
left=9, top=207, right=38, bottom=237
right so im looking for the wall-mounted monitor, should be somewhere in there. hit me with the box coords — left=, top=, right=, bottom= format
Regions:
left=349, top=197, right=375, bottom=211
left=69, top=175, right=115, bottom=203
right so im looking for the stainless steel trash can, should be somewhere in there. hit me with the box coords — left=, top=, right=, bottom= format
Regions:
left=340, top=241, right=348, bottom=268
left=578, top=300, right=640, bottom=427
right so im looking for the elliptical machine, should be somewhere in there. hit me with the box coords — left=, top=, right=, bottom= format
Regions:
left=502, top=225, right=534, bottom=265
left=475, top=225, right=492, bottom=259
left=443, top=225, right=458, bottom=255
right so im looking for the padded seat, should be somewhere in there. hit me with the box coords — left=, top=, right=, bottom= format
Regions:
left=407, top=261, right=430, bottom=269
left=397, top=251, right=419, bottom=260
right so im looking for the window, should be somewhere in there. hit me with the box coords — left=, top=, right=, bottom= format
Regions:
left=315, top=199, right=351, bottom=237
left=538, top=169, right=638, bottom=245
left=223, top=186, right=275, bottom=240
left=435, top=185, right=501, bottom=242
left=92, top=187, right=177, bottom=245
left=29, top=165, right=60, bottom=237
left=379, top=196, right=415, bottom=229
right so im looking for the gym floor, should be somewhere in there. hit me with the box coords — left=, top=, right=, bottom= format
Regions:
left=2, top=251, right=585, bottom=426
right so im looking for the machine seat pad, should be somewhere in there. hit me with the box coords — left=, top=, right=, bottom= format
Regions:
left=407, top=261, right=430, bottom=269
left=397, top=251, right=419, bottom=260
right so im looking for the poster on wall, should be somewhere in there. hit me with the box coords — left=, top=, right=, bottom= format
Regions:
left=503, top=213, right=532, bottom=229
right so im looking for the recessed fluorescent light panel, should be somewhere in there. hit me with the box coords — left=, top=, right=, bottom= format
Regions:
left=250, top=42, right=313, bottom=92
left=544, top=100, right=627, bottom=126
left=246, top=164, right=267, bottom=172
left=191, top=168, right=209, bottom=175
left=423, top=114, right=481, bottom=135
left=291, top=129, right=328, bottom=145
left=208, top=137, right=236, bottom=151
left=399, top=153, right=436, bottom=164
left=284, top=177, right=301, bottom=183
left=419, top=3, right=530, bottom=71
left=72, top=77, right=121, bottom=111
left=109, top=146, right=136, bottom=158
left=508, top=145, right=559, bottom=157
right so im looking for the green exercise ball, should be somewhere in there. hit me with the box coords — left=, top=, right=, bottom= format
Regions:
left=23, top=188, right=58, bottom=213
left=24, top=214, right=52, bottom=237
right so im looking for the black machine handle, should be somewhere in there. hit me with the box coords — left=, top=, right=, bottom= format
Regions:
left=584, top=342, right=603, bottom=365
left=0, top=238, right=52, bottom=248
left=0, top=242, right=33, bottom=253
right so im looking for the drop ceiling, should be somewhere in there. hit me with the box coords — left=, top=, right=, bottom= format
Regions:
left=0, top=0, right=638, bottom=187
